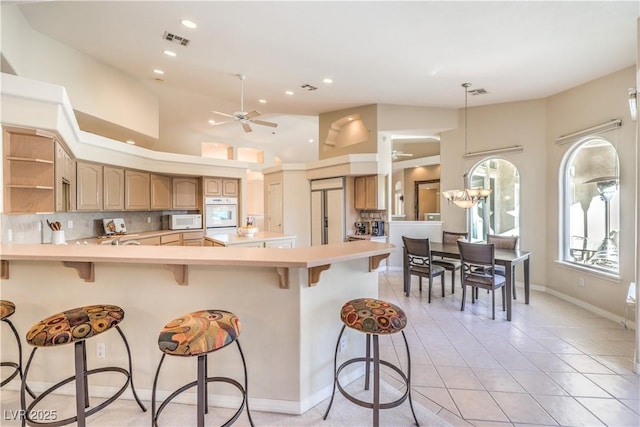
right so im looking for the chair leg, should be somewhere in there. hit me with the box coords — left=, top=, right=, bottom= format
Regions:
left=235, top=339, right=254, bottom=427
left=502, top=288, right=506, bottom=311
left=427, top=276, right=432, bottom=303
left=74, top=341, right=87, bottom=427
left=323, top=325, right=346, bottom=421
left=401, top=331, right=420, bottom=427
left=461, top=285, right=466, bottom=311
left=451, top=269, right=456, bottom=294
left=491, top=289, right=496, bottom=320
left=151, top=354, right=166, bottom=427
left=441, top=274, right=445, bottom=297
left=197, top=355, right=206, bottom=427
left=512, top=267, right=517, bottom=300
left=372, top=335, right=380, bottom=427
left=419, top=277, right=423, bottom=292
left=364, top=334, right=371, bottom=390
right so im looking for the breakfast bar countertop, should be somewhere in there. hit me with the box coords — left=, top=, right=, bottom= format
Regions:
left=205, top=231, right=296, bottom=246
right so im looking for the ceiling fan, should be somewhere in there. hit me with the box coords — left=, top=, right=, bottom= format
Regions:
left=211, top=74, right=278, bottom=133
left=391, top=150, right=414, bottom=160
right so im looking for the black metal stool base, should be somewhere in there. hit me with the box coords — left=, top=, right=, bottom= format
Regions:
left=2, top=318, right=36, bottom=398
left=323, top=326, right=419, bottom=427
left=20, top=325, right=146, bottom=427
left=152, top=340, right=254, bottom=427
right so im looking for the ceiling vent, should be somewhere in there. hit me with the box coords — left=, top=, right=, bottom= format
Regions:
left=469, top=88, right=488, bottom=96
left=300, top=84, right=318, bottom=91
left=163, top=31, right=190, bottom=47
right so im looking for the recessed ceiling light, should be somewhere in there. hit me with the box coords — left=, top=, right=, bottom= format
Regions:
left=208, top=119, right=216, bottom=125
left=126, top=140, right=136, bottom=145
left=163, top=50, right=177, bottom=57
left=153, top=69, right=164, bottom=75
left=308, top=139, right=314, bottom=144
left=323, top=78, right=333, bottom=84
left=258, top=99, right=267, bottom=104
left=181, top=19, right=197, bottom=29
left=285, top=90, right=294, bottom=96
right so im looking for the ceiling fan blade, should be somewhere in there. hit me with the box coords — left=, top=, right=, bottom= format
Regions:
left=211, top=111, right=235, bottom=118
left=242, top=122, right=252, bottom=133
left=245, top=110, right=262, bottom=119
left=252, top=119, right=278, bottom=128
left=209, top=120, right=232, bottom=126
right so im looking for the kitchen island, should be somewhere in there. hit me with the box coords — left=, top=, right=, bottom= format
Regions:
left=205, top=231, right=296, bottom=248
left=0, top=240, right=392, bottom=415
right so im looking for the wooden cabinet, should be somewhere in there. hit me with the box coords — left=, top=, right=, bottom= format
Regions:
left=173, top=177, right=199, bottom=209
left=150, top=174, right=172, bottom=210
left=354, top=175, right=385, bottom=210
left=137, top=236, right=161, bottom=245
left=264, top=239, right=295, bottom=248
left=3, top=128, right=55, bottom=213
left=76, top=161, right=103, bottom=211
left=103, top=166, right=125, bottom=211
left=125, top=170, right=150, bottom=211
left=55, top=141, right=75, bottom=212
left=160, top=233, right=180, bottom=246
left=182, top=230, right=204, bottom=246
left=204, top=177, right=238, bottom=197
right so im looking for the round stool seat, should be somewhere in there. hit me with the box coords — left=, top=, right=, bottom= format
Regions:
left=26, top=304, right=124, bottom=347
left=158, top=310, right=241, bottom=357
left=1, top=300, right=16, bottom=320
left=340, top=298, right=407, bottom=335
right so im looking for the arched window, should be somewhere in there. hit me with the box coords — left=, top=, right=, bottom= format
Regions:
left=468, top=158, right=520, bottom=242
left=560, top=138, right=619, bottom=273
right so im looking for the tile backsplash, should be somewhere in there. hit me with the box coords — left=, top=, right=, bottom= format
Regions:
left=0, top=211, right=183, bottom=244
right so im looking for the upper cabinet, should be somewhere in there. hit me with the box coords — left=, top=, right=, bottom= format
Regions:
left=354, top=175, right=386, bottom=210
left=3, top=127, right=55, bottom=214
left=172, top=177, right=199, bottom=210
left=204, top=177, right=238, bottom=197
left=76, top=161, right=103, bottom=211
left=125, top=170, right=150, bottom=211
left=150, top=174, right=172, bottom=210
left=55, top=141, right=75, bottom=212
left=103, top=166, right=125, bottom=211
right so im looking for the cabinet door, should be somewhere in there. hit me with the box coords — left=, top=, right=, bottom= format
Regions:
left=103, top=166, right=125, bottom=211
left=76, top=161, right=103, bottom=211
left=354, top=176, right=366, bottom=210
left=150, top=174, right=172, bottom=210
left=364, top=175, right=378, bottom=210
left=173, top=177, right=198, bottom=209
left=222, top=178, right=238, bottom=196
left=265, top=239, right=294, bottom=248
left=55, top=142, right=72, bottom=212
left=204, top=177, right=222, bottom=196
left=125, top=170, right=150, bottom=211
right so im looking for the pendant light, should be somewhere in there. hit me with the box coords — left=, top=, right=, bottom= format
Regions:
left=442, top=83, right=492, bottom=208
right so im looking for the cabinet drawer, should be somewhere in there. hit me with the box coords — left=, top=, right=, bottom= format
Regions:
left=138, top=236, right=161, bottom=245
left=182, top=231, right=204, bottom=240
left=265, top=240, right=294, bottom=248
left=161, top=233, right=180, bottom=244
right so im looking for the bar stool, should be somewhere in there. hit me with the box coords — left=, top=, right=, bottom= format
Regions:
left=323, top=298, right=419, bottom=427
left=151, top=309, right=254, bottom=427
left=1, top=300, right=34, bottom=398
left=21, top=304, right=146, bottom=427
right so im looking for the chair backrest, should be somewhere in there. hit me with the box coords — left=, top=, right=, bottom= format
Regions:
left=443, top=231, right=469, bottom=244
left=457, top=241, right=495, bottom=268
left=486, top=234, right=519, bottom=250
left=402, top=236, right=432, bottom=258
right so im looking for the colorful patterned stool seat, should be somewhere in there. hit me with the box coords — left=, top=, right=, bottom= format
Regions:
left=158, top=310, right=241, bottom=357
left=26, top=304, right=124, bottom=347
left=21, top=304, right=145, bottom=427
left=324, top=298, right=419, bottom=427
left=340, top=298, right=407, bottom=335
left=1, top=300, right=16, bottom=319
left=152, top=309, right=253, bottom=427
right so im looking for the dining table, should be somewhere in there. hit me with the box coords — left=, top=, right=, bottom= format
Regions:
left=416, top=242, right=531, bottom=321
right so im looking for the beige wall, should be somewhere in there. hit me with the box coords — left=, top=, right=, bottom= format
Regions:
left=545, top=66, right=636, bottom=317
left=318, top=104, right=378, bottom=159
left=1, top=4, right=160, bottom=140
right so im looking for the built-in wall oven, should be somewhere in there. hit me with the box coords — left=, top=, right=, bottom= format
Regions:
left=205, top=197, right=238, bottom=236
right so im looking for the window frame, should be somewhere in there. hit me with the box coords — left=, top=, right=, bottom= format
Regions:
left=558, top=136, right=620, bottom=277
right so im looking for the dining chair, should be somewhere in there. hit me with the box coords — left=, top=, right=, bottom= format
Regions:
left=432, top=231, right=468, bottom=294
left=486, top=234, right=519, bottom=299
left=402, top=236, right=445, bottom=302
left=457, top=241, right=506, bottom=320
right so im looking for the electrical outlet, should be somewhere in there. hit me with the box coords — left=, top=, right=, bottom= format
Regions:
left=147, top=217, right=151, bottom=223
left=339, top=335, right=347, bottom=353
left=578, top=277, right=585, bottom=287
left=97, top=343, right=106, bottom=359
left=67, top=220, right=74, bottom=229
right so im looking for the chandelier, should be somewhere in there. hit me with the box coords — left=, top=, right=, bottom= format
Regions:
left=442, top=83, right=492, bottom=209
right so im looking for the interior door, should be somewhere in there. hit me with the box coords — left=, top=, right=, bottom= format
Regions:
left=311, top=191, right=323, bottom=246
left=326, top=188, right=345, bottom=244
left=267, top=182, right=283, bottom=233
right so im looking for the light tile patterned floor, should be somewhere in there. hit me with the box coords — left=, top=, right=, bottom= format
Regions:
left=1, top=270, right=638, bottom=426
left=380, top=270, right=639, bottom=426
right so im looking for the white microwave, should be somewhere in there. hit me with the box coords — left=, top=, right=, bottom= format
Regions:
left=169, top=214, right=202, bottom=230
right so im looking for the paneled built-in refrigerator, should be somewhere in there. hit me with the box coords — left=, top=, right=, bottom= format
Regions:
left=311, top=177, right=345, bottom=246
